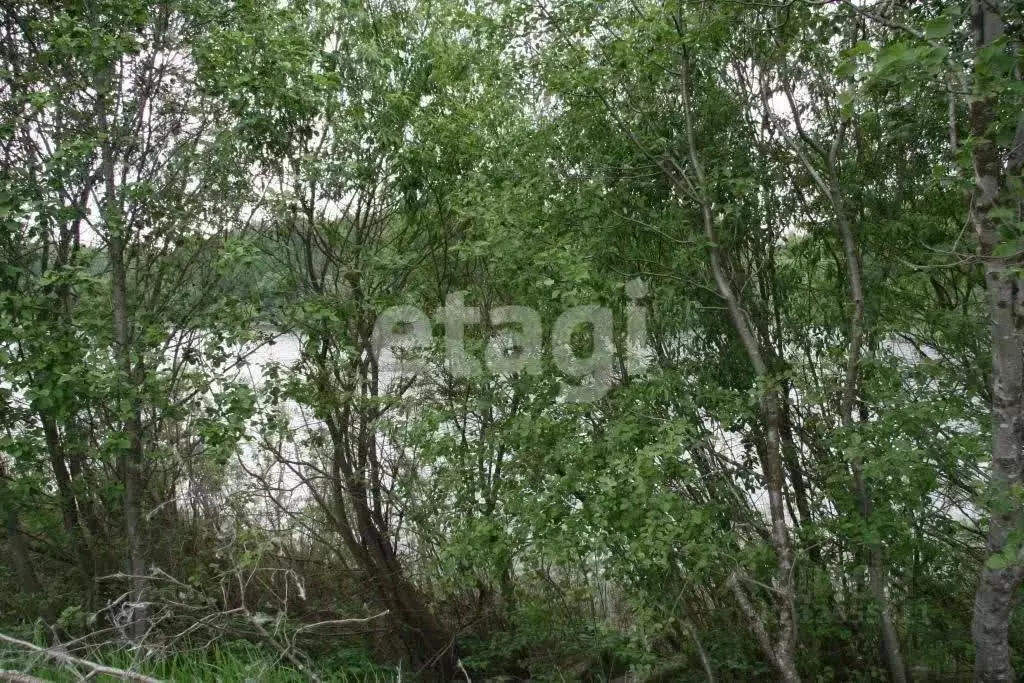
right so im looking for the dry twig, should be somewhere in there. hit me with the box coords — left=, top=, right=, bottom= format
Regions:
left=0, top=632, right=162, bottom=683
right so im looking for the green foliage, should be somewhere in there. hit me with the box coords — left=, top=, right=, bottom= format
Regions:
left=0, top=0, right=1019, bottom=679
left=0, top=642, right=395, bottom=682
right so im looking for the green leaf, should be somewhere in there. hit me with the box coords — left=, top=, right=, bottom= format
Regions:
left=843, top=40, right=874, bottom=58
left=875, top=42, right=909, bottom=71
left=923, top=16, right=954, bottom=40
left=986, top=555, right=1010, bottom=570
left=835, top=60, right=857, bottom=78
left=993, top=240, right=1020, bottom=258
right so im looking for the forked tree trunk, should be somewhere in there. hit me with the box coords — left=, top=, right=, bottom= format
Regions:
left=325, top=451, right=456, bottom=678
left=316, top=337, right=455, bottom=679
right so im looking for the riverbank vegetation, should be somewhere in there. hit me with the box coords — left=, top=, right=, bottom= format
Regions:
left=1, top=0, right=1022, bottom=680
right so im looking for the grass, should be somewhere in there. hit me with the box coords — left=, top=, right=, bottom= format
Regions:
left=0, top=641, right=399, bottom=682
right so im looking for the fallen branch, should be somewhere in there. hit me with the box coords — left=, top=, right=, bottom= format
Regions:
left=245, top=611, right=323, bottom=683
left=293, top=609, right=390, bottom=634
left=0, top=671, right=49, bottom=683
left=0, top=632, right=161, bottom=683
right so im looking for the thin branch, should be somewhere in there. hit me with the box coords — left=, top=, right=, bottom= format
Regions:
left=0, top=633, right=162, bottom=683
left=0, top=672, right=49, bottom=683
left=293, top=609, right=390, bottom=634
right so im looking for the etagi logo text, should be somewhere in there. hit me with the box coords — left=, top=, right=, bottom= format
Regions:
left=371, top=279, right=650, bottom=402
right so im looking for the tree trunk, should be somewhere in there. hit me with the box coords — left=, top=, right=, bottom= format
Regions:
left=677, top=48, right=799, bottom=681
left=832, top=165, right=906, bottom=683
left=101, top=79, right=149, bottom=641
left=972, top=261, right=1024, bottom=680
left=0, top=487, right=58, bottom=626
left=323, top=428, right=455, bottom=678
left=110, top=228, right=149, bottom=642
left=39, top=412, right=94, bottom=587
left=781, top=69, right=907, bottom=679
left=316, top=353, right=455, bottom=678
left=969, top=0, right=1024, bottom=679
left=2, top=505, right=42, bottom=599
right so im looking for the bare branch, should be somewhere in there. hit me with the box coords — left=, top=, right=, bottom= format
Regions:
left=0, top=633, right=162, bottom=683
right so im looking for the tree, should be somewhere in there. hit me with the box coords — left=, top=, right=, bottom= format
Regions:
left=964, top=0, right=1024, bottom=678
